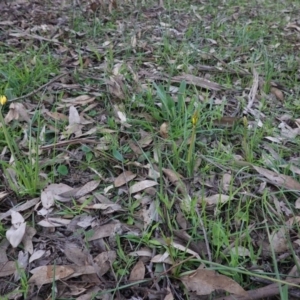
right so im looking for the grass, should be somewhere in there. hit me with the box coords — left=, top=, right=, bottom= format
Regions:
left=1, top=0, right=300, bottom=298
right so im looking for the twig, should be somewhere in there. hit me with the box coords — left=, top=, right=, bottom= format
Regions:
left=196, top=209, right=212, bottom=263
left=243, top=67, right=259, bottom=114
left=39, top=138, right=98, bottom=150
left=215, top=277, right=300, bottom=300
left=8, top=73, right=69, bottom=102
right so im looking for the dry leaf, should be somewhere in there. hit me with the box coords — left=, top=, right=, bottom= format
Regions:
left=138, top=133, right=153, bottom=148
left=253, top=166, right=300, bottom=191
left=0, top=239, right=9, bottom=264
left=130, top=180, right=158, bottom=194
left=45, top=110, right=68, bottom=121
left=6, top=223, right=26, bottom=248
left=6, top=225, right=26, bottom=248
left=129, top=260, right=145, bottom=283
left=230, top=246, right=251, bottom=257
left=94, top=251, right=116, bottom=276
left=86, top=203, right=123, bottom=213
left=129, top=249, right=152, bottom=257
left=171, top=74, right=225, bottom=91
left=162, top=168, right=187, bottom=194
left=180, top=268, right=246, bottom=296
left=65, top=243, right=89, bottom=266
left=66, top=105, right=82, bottom=137
left=14, top=250, right=29, bottom=281
left=160, top=122, right=169, bottom=138
left=37, top=217, right=71, bottom=227
left=61, top=95, right=95, bottom=105
left=5, top=103, right=31, bottom=123
left=11, top=210, right=25, bottom=229
left=164, top=287, right=174, bottom=300
left=151, top=254, right=173, bottom=264
left=267, top=227, right=288, bottom=253
left=87, top=222, right=122, bottom=241
left=107, top=75, right=125, bottom=100
left=29, top=250, right=46, bottom=263
left=270, top=87, right=284, bottom=102
left=29, top=265, right=75, bottom=285
left=75, top=180, right=101, bottom=198
left=0, top=261, right=16, bottom=277
left=170, top=241, right=200, bottom=259
left=22, top=226, right=36, bottom=254
left=295, top=198, right=300, bottom=209
left=213, top=116, right=239, bottom=126
left=140, top=201, right=157, bottom=229
left=114, top=171, right=136, bottom=187
left=41, top=190, right=55, bottom=209
left=0, top=198, right=39, bottom=221
left=221, top=173, right=232, bottom=192
left=202, top=194, right=230, bottom=205
left=44, top=183, right=73, bottom=201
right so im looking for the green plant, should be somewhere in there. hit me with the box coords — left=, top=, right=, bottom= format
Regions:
left=0, top=106, right=43, bottom=197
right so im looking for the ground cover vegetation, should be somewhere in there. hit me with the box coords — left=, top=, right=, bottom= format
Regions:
left=1, top=0, right=300, bottom=299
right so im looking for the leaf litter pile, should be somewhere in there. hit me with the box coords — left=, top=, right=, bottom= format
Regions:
left=1, top=0, right=300, bottom=299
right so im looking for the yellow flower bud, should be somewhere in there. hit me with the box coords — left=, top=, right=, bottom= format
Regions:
left=0, top=95, right=7, bottom=105
left=192, top=112, right=198, bottom=127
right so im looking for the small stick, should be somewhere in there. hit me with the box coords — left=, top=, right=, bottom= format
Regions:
left=8, top=73, right=69, bottom=103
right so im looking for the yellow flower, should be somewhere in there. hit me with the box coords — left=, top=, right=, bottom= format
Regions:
left=192, top=111, right=198, bottom=127
left=0, top=95, right=7, bottom=106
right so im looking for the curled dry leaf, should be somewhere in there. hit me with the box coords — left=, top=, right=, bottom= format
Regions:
left=180, top=268, right=246, bottom=296
left=66, top=105, right=82, bottom=137
left=11, top=210, right=25, bottom=229
left=6, top=222, right=26, bottom=248
left=160, top=122, right=169, bottom=138
left=41, top=190, right=55, bottom=209
left=129, top=260, right=145, bottom=283
left=114, top=170, right=136, bottom=187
